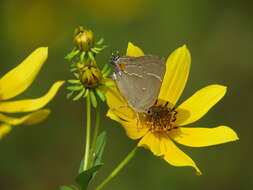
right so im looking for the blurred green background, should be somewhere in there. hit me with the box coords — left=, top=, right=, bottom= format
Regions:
left=0, top=0, right=252, bottom=189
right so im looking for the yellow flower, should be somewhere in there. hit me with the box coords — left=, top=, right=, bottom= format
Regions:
left=0, top=47, right=64, bottom=139
left=106, top=42, right=239, bottom=175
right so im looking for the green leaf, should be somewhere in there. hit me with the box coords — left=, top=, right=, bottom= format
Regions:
left=65, top=50, right=80, bottom=61
left=74, top=73, right=80, bottom=79
left=70, top=67, right=78, bottom=72
left=93, top=131, right=107, bottom=167
left=75, top=165, right=103, bottom=190
left=101, top=64, right=109, bottom=74
left=73, top=88, right=86, bottom=101
left=88, top=51, right=95, bottom=61
left=68, top=79, right=81, bottom=84
left=99, top=45, right=108, bottom=51
left=93, top=47, right=102, bottom=51
left=90, top=90, right=97, bottom=108
left=78, top=157, right=85, bottom=174
left=59, top=186, right=75, bottom=190
left=70, top=62, right=77, bottom=67
left=67, top=85, right=83, bottom=91
left=96, top=38, right=104, bottom=45
left=91, top=48, right=99, bottom=54
left=66, top=91, right=74, bottom=99
left=84, top=89, right=89, bottom=98
left=102, top=68, right=111, bottom=77
left=80, top=51, right=86, bottom=62
left=95, top=88, right=105, bottom=102
left=103, top=81, right=115, bottom=88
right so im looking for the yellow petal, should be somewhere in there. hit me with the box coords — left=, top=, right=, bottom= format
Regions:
left=0, top=124, right=12, bottom=140
left=0, top=109, right=50, bottom=125
left=0, top=81, right=64, bottom=113
left=107, top=109, right=147, bottom=139
left=105, top=85, right=136, bottom=120
left=169, top=126, right=239, bottom=147
left=126, top=42, right=144, bottom=57
left=138, top=131, right=201, bottom=175
left=138, top=131, right=163, bottom=156
left=163, top=138, right=202, bottom=175
left=158, top=45, right=191, bottom=107
left=0, top=47, right=48, bottom=100
left=107, top=109, right=122, bottom=123
left=175, top=85, right=227, bottom=126
left=105, top=81, right=127, bottom=108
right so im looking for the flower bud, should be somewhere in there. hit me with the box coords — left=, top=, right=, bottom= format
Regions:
left=80, top=65, right=102, bottom=87
left=73, top=26, right=94, bottom=51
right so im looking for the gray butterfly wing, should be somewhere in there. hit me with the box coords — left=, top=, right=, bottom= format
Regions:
left=113, top=55, right=165, bottom=112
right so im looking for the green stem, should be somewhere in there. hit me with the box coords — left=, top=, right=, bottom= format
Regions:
left=88, top=102, right=100, bottom=167
left=83, top=93, right=91, bottom=170
left=95, top=146, right=138, bottom=190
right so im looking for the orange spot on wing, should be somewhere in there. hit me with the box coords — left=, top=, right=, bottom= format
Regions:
left=117, top=64, right=126, bottom=71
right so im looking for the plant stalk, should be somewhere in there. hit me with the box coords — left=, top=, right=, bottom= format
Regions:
left=88, top=102, right=101, bottom=167
left=95, top=146, right=138, bottom=190
left=83, top=93, right=91, bottom=170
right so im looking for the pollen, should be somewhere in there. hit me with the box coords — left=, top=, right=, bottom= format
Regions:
left=139, top=102, right=177, bottom=133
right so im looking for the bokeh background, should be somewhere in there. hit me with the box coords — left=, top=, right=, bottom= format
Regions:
left=0, top=0, right=252, bottom=189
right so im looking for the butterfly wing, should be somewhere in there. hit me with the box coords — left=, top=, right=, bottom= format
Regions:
left=113, top=55, right=165, bottom=112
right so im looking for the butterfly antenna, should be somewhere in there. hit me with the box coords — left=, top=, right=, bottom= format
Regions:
left=110, top=50, right=120, bottom=65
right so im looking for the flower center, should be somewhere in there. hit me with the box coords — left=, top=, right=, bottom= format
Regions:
left=139, top=102, right=177, bottom=133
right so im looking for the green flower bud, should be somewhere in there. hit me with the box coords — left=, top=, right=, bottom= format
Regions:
left=73, top=26, right=94, bottom=51
left=80, top=65, right=102, bottom=88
